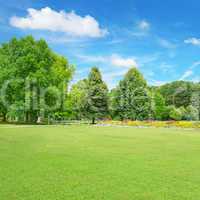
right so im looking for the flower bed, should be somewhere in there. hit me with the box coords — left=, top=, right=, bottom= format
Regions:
left=100, top=120, right=200, bottom=129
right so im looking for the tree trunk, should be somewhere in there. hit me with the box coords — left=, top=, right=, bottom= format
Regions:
left=2, top=113, right=6, bottom=122
left=25, top=111, right=30, bottom=123
left=92, top=117, right=95, bottom=124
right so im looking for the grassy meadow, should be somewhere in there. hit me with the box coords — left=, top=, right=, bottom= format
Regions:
left=0, top=125, right=200, bottom=200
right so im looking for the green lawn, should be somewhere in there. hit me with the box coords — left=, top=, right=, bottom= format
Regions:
left=0, top=125, right=200, bottom=200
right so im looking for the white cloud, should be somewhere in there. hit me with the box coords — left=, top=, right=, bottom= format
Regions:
left=110, top=54, right=137, bottom=68
left=180, top=70, right=193, bottom=80
left=137, top=53, right=159, bottom=67
left=190, top=61, right=200, bottom=69
left=77, top=54, right=138, bottom=68
left=190, top=76, right=200, bottom=83
left=179, top=61, right=200, bottom=80
left=10, top=7, right=108, bottom=38
left=138, top=20, right=150, bottom=30
left=131, top=31, right=148, bottom=37
left=131, top=20, right=150, bottom=38
left=77, top=54, right=106, bottom=63
left=184, top=37, right=200, bottom=46
left=103, top=69, right=128, bottom=89
left=149, top=79, right=166, bottom=86
left=158, top=38, right=176, bottom=49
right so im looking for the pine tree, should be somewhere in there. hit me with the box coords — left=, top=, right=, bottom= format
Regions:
left=86, top=67, right=108, bottom=124
left=114, top=67, right=151, bottom=120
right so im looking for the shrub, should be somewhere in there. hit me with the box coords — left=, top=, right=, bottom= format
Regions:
left=169, top=106, right=183, bottom=121
left=185, top=105, right=199, bottom=121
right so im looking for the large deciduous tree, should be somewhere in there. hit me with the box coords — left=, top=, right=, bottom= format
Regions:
left=158, top=81, right=195, bottom=108
left=0, top=36, right=74, bottom=122
left=66, top=79, right=88, bottom=120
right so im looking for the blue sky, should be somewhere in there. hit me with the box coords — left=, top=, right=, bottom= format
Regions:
left=1, top=0, right=200, bottom=88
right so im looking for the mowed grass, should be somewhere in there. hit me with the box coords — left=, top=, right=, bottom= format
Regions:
left=0, top=125, right=200, bottom=200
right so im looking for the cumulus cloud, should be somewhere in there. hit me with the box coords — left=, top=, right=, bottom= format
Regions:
left=138, top=20, right=150, bottom=30
left=184, top=37, right=200, bottom=46
left=10, top=7, right=108, bottom=38
left=110, top=54, right=137, bottom=68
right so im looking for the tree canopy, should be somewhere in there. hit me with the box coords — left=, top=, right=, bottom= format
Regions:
left=111, top=68, right=151, bottom=120
left=85, top=67, right=108, bottom=124
left=0, top=36, right=200, bottom=123
left=0, top=36, right=74, bottom=122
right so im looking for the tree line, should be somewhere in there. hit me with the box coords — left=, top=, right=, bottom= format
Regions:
left=0, top=36, right=199, bottom=123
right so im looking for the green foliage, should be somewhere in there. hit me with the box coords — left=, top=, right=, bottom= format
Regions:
left=179, top=106, right=187, bottom=120
left=85, top=67, right=108, bottom=123
left=152, top=91, right=167, bottom=120
left=155, top=81, right=200, bottom=121
left=185, top=105, right=199, bottom=121
left=1, top=36, right=200, bottom=123
left=108, top=88, right=120, bottom=120
left=0, top=36, right=74, bottom=122
left=113, top=68, right=151, bottom=120
left=6, top=101, right=28, bottom=122
left=169, top=106, right=183, bottom=121
left=158, top=81, right=196, bottom=107
left=66, top=79, right=88, bottom=120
